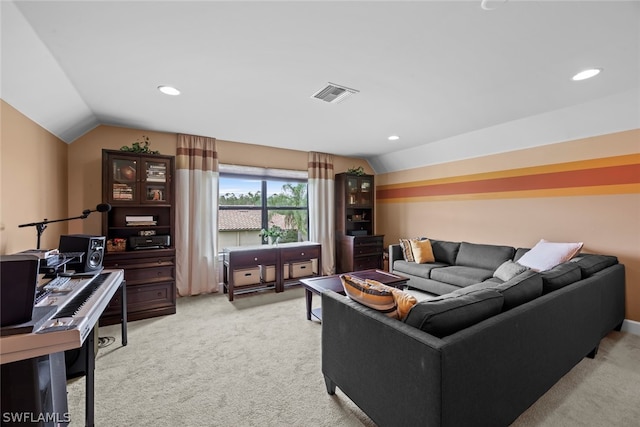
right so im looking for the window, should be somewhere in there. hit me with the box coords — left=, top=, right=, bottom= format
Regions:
left=218, top=165, right=308, bottom=248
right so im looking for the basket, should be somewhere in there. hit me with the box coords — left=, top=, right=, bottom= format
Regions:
left=107, top=238, right=127, bottom=252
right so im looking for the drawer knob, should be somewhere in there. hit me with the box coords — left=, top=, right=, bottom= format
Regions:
left=254, top=257, right=258, bottom=261
left=301, top=252, right=304, bottom=256
left=157, top=259, right=162, bottom=264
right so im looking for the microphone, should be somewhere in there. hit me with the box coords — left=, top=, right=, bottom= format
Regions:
left=82, top=203, right=112, bottom=216
left=96, top=203, right=112, bottom=213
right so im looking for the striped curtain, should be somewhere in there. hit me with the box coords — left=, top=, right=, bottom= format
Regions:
left=308, top=152, right=335, bottom=276
left=175, top=134, right=219, bottom=296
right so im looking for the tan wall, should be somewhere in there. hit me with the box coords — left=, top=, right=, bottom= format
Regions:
left=67, top=126, right=373, bottom=237
left=66, top=125, right=178, bottom=235
left=376, top=130, right=640, bottom=322
left=216, top=139, right=373, bottom=175
left=0, top=101, right=68, bottom=254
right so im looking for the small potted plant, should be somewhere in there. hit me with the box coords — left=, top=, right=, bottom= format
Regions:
left=259, top=225, right=284, bottom=245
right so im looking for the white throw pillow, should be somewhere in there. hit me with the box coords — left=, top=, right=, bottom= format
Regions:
left=517, top=239, right=583, bottom=272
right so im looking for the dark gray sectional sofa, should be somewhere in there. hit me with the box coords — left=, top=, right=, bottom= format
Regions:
left=321, top=239, right=626, bottom=427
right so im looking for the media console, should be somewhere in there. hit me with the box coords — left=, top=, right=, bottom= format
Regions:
left=222, top=242, right=322, bottom=301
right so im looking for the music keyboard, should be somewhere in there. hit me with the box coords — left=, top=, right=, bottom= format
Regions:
left=35, top=271, right=123, bottom=343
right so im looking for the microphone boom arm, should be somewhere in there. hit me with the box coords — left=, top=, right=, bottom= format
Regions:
left=18, top=204, right=111, bottom=249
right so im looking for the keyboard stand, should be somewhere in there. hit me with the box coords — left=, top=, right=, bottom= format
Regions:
left=85, top=279, right=127, bottom=427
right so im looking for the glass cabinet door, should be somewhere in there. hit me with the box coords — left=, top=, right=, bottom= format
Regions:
left=359, top=176, right=372, bottom=205
left=142, top=158, right=171, bottom=203
left=111, top=158, right=138, bottom=202
left=347, top=176, right=358, bottom=206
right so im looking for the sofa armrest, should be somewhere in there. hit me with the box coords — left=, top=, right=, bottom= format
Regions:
left=321, top=290, right=444, bottom=426
left=389, top=244, right=403, bottom=271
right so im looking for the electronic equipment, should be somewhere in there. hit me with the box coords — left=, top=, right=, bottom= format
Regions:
left=0, top=255, right=40, bottom=327
left=58, top=235, right=105, bottom=273
left=128, top=235, right=170, bottom=250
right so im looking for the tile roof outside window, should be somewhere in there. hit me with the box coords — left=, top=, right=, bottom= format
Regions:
left=219, top=210, right=288, bottom=231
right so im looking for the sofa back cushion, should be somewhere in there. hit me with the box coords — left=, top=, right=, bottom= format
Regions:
left=429, top=239, right=461, bottom=265
left=452, top=270, right=542, bottom=311
left=455, top=242, right=516, bottom=271
left=539, top=262, right=582, bottom=294
left=570, top=254, right=618, bottom=278
left=492, top=270, right=543, bottom=310
left=404, top=289, right=504, bottom=338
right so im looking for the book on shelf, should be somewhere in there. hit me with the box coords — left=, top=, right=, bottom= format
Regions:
left=126, top=215, right=154, bottom=222
left=126, top=221, right=157, bottom=226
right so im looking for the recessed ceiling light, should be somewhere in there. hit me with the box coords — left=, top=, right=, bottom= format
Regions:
left=388, top=135, right=400, bottom=141
left=158, top=85, right=181, bottom=95
left=571, top=68, right=602, bottom=81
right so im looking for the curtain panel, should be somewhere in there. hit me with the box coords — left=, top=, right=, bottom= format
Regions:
left=175, top=134, right=219, bottom=296
left=308, top=152, right=335, bottom=276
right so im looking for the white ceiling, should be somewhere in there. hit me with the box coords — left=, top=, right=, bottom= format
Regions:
left=2, top=1, right=639, bottom=171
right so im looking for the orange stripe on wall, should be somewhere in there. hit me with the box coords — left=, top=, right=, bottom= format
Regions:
left=377, top=160, right=640, bottom=201
left=378, top=183, right=640, bottom=203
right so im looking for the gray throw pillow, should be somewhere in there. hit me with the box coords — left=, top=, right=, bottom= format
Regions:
left=493, top=260, right=529, bottom=282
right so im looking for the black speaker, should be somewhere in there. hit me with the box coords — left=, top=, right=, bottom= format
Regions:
left=65, top=327, right=98, bottom=379
left=58, top=234, right=105, bottom=273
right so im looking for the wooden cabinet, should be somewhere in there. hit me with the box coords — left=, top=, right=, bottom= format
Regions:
left=335, top=173, right=383, bottom=273
left=100, top=150, right=176, bottom=325
left=337, top=235, right=384, bottom=273
left=335, top=173, right=374, bottom=236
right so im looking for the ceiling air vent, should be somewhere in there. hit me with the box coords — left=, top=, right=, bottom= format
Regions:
left=311, top=83, right=359, bottom=104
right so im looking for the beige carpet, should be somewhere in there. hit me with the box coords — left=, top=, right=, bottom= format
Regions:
left=67, top=287, right=640, bottom=426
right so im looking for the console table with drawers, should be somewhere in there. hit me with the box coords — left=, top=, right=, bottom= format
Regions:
left=222, top=242, right=322, bottom=301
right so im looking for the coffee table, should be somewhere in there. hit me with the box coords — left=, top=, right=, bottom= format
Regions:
left=300, top=269, right=409, bottom=321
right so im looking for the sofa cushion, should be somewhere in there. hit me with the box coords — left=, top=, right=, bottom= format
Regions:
left=455, top=242, right=516, bottom=271
left=453, top=270, right=542, bottom=311
left=513, top=247, right=530, bottom=262
left=570, top=254, right=618, bottom=278
left=516, top=239, right=583, bottom=272
left=340, top=275, right=418, bottom=320
left=392, top=260, right=447, bottom=279
left=404, top=289, right=504, bottom=338
left=429, top=239, right=461, bottom=265
left=341, top=274, right=398, bottom=317
left=539, top=262, right=582, bottom=294
left=430, top=266, right=494, bottom=287
left=365, top=280, right=418, bottom=320
left=493, top=260, right=529, bottom=281
left=399, top=237, right=428, bottom=262
left=399, top=238, right=418, bottom=262
left=491, top=270, right=543, bottom=310
left=410, top=239, right=435, bottom=263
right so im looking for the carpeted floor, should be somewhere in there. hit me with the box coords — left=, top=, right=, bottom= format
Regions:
left=67, top=287, right=640, bottom=426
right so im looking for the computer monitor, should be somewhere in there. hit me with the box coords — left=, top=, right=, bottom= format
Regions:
left=0, top=254, right=40, bottom=327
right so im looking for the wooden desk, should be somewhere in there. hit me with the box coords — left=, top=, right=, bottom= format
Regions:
left=223, top=242, right=322, bottom=301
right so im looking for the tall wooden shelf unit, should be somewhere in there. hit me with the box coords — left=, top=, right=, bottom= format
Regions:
left=335, top=173, right=384, bottom=273
left=100, top=149, right=176, bottom=325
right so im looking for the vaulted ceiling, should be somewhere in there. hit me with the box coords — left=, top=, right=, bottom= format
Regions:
left=2, top=1, right=639, bottom=172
